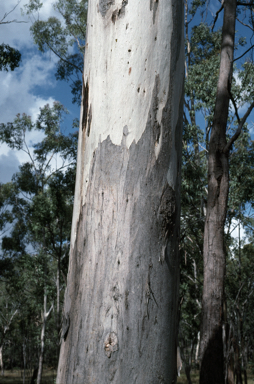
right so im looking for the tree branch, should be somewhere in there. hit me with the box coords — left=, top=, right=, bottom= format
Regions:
left=236, top=17, right=254, bottom=31
left=0, top=0, right=27, bottom=25
left=233, top=44, right=254, bottom=62
left=46, top=42, right=82, bottom=74
left=237, top=1, right=254, bottom=5
left=229, top=89, right=240, bottom=124
left=224, top=100, right=254, bottom=153
left=211, top=1, right=225, bottom=32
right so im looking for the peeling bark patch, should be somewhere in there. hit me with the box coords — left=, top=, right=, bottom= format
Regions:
left=82, top=80, right=89, bottom=131
left=150, top=75, right=161, bottom=144
left=87, top=104, right=92, bottom=137
left=99, top=0, right=115, bottom=17
left=119, top=0, right=128, bottom=17
left=104, top=332, right=118, bottom=357
left=111, top=0, right=128, bottom=23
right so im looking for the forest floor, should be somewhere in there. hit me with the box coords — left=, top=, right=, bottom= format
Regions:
left=0, top=367, right=56, bottom=383
left=0, top=368, right=254, bottom=383
left=177, top=369, right=254, bottom=383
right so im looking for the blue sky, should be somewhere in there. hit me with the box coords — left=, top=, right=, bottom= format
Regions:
left=0, top=0, right=81, bottom=183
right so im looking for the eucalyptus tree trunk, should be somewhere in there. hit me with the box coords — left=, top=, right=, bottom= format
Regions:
left=200, top=1, right=237, bottom=383
left=57, top=1, right=184, bottom=383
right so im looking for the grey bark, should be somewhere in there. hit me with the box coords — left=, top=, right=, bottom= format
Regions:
left=57, top=1, right=184, bottom=383
left=200, top=1, right=237, bottom=383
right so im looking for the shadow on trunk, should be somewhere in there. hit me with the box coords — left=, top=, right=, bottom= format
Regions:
left=200, top=326, right=224, bottom=384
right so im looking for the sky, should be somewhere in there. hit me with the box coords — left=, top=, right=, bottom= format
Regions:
left=0, top=0, right=80, bottom=183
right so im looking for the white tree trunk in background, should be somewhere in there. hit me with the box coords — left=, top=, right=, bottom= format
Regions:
left=0, top=345, right=4, bottom=376
left=57, top=1, right=184, bottom=383
left=37, top=295, right=53, bottom=384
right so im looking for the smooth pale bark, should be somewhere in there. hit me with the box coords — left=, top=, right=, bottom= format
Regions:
left=57, top=1, right=184, bottom=383
left=0, top=308, right=18, bottom=377
left=200, top=1, right=237, bottom=383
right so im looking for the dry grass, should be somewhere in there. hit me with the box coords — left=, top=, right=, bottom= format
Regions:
left=177, top=369, right=254, bottom=384
left=0, top=368, right=56, bottom=384
left=1, top=367, right=254, bottom=383
left=177, top=369, right=199, bottom=384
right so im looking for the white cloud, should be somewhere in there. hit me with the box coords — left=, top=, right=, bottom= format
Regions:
left=228, top=219, right=246, bottom=240
left=0, top=150, right=20, bottom=183
left=0, top=53, right=58, bottom=124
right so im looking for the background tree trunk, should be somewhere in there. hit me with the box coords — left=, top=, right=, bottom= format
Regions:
left=37, top=294, right=53, bottom=384
left=200, top=1, right=237, bottom=383
left=22, top=341, right=26, bottom=384
left=0, top=345, right=4, bottom=376
left=57, top=0, right=184, bottom=383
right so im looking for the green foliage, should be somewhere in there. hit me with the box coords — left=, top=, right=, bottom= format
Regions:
left=23, top=0, right=87, bottom=104
left=0, top=182, right=16, bottom=233
left=0, top=102, right=76, bottom=254
left=0, top=102, right=77, bottom=370
left=228, top=128, right=254, bottom=212
left=226, top=243, right=254, bottom=368
left=189, top=0, right=207, bottom=16
left=185, top=23, right=221, bottom=124
left=0, top=44, right=21, bottom=71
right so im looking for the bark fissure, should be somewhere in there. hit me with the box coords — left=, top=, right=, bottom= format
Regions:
left=82, top=80, right=89, bottom=131
left=99, top=0, right=115, bottom=17
left=111, top=1, right=128, bottom=23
